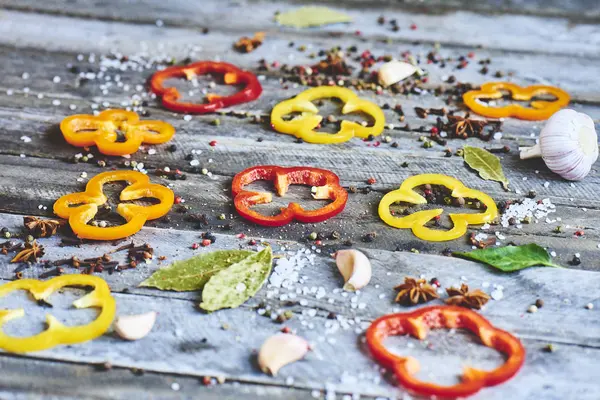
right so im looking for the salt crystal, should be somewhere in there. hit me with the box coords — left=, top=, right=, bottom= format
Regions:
left=491, top=289, right=504, bottom=300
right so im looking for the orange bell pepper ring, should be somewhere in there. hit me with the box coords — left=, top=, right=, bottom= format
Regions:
left=463, top=82, right=570, bottom=120
left=53, top=170, right=174, bottom=240
left=60, top=109, right=175, bottom=156
left=0, top=274, right=116, bottom=353
left=378, top=174, right=497, bottom=241
left=270, top=86, right=385, bottom=144
left=366, top=306, right=525, bottom=398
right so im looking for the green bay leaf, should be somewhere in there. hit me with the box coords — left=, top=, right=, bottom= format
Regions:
left=139, top=250, right=254, bottom=291
left=200, top=246, right=273, bottom=312
left=463, top=146, right=509, bottom=190
left=453, top=244, right=562, bottom=272
left=275, top=6, right=352, bottom=28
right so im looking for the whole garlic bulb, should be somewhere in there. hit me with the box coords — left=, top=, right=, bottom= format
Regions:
left=520, top=109, right=598, bottom=180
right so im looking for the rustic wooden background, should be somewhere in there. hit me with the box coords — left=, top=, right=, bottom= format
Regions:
left=0, top=0, right=599, bottom=399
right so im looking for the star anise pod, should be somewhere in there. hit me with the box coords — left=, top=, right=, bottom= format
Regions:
left=23, top=216, right=63, bottom=238
left=445, top=283, right=490, bottom=310
left=394, top=277, right=440, bottom=305
left=446, top=115, right=487, bottom=139
left=11, top=240, right=45, bottom=264
left=234, top=32, right=265, bottom=53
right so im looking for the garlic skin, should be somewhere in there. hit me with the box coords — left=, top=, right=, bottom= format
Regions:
left=258, top=333, right=309, bottom=376
left=520, top=109, right=598, bottom=181
left=378, top=61, right=420, bottom=87
left=335, top=249, right=372, bottom=291
left=114, top=311, right=157, bottom=341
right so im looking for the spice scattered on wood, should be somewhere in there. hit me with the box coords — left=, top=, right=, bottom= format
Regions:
left=445, top=283, right=490, bottom=309
left=11, top=240, right=44, bottom=263
left=394, top=277, right=439, bottom=305
left=234, top=32, right=265, bottom=53
left=23, top=216, right=63, bottom=238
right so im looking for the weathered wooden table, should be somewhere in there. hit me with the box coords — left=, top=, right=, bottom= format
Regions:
left=0, top=1, right=599, bottom=399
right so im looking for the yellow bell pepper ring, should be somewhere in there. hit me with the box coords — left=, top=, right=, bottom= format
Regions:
left=61, top=109, right=175, bottom=156
left=54, top=170, right=174, bottom=240
left=0, top=274, right=116, bottom=353
left=270, top=86, right=385, bottom=144
left=463, top=82, right=570, bottom=121
left=378, top=174, right=498, bottom=242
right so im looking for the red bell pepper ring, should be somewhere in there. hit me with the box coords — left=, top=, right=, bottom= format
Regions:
left=366, top=306, right=525, bottom=399
left=149, top=61, right=262, bottom=113
left=232, top=166, right=348, bottom=227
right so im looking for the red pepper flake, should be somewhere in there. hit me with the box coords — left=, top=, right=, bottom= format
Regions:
left=367, top=177, right=377, bottom=185
left=281, top=326, right=291, bottom=333
left=201, top=239, right=211, bottom=247
left=468, top=52, right=475, bottom=58
left=315, top=240, right=322, bottom=246
left=434, top=215, right=441, bottom=221
left=202, top=376, right=212, bottom=386
left=410, top=23, right=417, bottom=30
left=191, top=242, right=199, bottom=250
left=355, top=30, right=362, bottom=36
left=209, top=140, right=217, bottom=147
left=575, top=230, right=585, bottom=237
left=430, top=127, right=439, bottom=135
left=271, top=61, right=280, bottom=68
left=373, top=141, right=381, bottom=147
left=422, top=77, right=429, bottom=83
left=237, top=233, right=246, bottom=239
left=249, top=239, right=257, bottom=245
left=174, top=196, right=183, bottom=204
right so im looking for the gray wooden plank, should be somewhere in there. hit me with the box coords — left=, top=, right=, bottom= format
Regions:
left=0, top=211, right=598, bottom=346
left=0, top=354, right=317, bottom=400
left=1, top=154, right=599, bottom=271
left=0, top=11, right=599, bottom=102
left=0, top=0, right=599, bottom=56
left=0, top=215, right=598, bottom=398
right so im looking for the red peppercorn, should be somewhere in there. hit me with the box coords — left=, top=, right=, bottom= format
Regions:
left=281, top=326, right=291, bottom=333
left=174, top=196, right=183, bottom=204
left=355, top=30, right=362, bottom=36
left=422, top=77, right=429, bottom=83
left=249, top=239, right=257, bottom=245
left=191, top=243, right=199, bottom=250
left=237, top=233, right=246, bottom=239
left=315, top=240, right=322, bottom=246
left=367, top=177, right=377, bottom=185
left=202, top=376, right=212, bottom=386
left=209, top=140, right=217, bottom=147
left=201, top=239, right=211, bottom=247
left=575, top=230, right=585, bottom=237
left=468, top=52, right=475, bottom=58
left=410, top=23, right=417, bottom=30
left=430, top=127, right=439, bottom=134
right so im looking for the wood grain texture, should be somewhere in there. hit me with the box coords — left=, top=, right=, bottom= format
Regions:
left=0, top=0, right=599, bottom=55
left=0, top=0, right=599, bottom=398
left=0, top=213, right=599, bottom=399
left=0, top=354, right=319, bottom=400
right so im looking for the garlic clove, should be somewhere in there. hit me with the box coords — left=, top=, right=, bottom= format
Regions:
left=378, top=61, right=420, bottom=87
left=258, top=333, right=310, bottom=376
left=520, top=109, right=598, bottom=181
left=335, top=249, right=372, bottom=291
left=114, top=311, right=157, bottom=341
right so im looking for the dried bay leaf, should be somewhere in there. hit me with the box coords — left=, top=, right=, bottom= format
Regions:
left=275, top=7, right=352, bottom=28
left=463, top=146, right=509, bottom=190
left=200, top=246, right=273, bottom=312
left=453, top=244, right=562, bottom=272
left=139, top=250, right=253, bottom=291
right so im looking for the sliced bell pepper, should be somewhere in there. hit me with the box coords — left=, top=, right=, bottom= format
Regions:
left=60, top=109, right=175, bottom=156
left=53, top=170, right=174, bottom=240
left=463, top=82, right=570, bottom=120
left=149, top=61, right=262, bottom=113
left=366, top=305, right=525, bottom=398
left=270, top=86, right=385, bottom=144
left=378, top=174, right=497, bottom=241
left=0, top=274, right=116, bottom=353
left=232, top=165, right=348, bottom=226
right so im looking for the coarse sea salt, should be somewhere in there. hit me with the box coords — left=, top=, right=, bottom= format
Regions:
left=501, top=198, right=555, bottom=227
